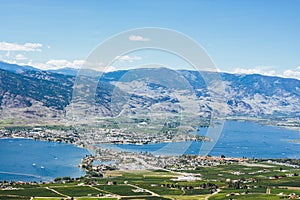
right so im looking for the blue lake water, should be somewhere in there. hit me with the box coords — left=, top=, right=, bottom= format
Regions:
left=0, top=138, right=88, bottom=182
left=103, top=120, right=300, bottom=159
left=1, top=121, right=299, bottom=182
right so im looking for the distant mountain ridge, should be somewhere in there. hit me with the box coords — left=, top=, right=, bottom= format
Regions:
left=0, top=61, right=299, bottom=122
left=0, top=61, right=40, bottom=73
left=0, top=69, right=73, bottom=109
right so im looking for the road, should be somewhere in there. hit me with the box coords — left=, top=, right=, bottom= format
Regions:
left=205, top=189, right=221, bottom=200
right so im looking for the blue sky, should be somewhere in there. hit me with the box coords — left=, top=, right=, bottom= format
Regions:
left=0, top=0, right=299, bottom=78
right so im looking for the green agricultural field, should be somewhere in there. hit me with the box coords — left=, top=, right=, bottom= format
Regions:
left=120, top=197, right=170, bottom=200
left=209, top=193, right=284, bottom=200
left=96, top=184, right=150, bottom=196
left=0, top=196, right=30, bottom=200
left=41, top=182, right=79, bottom=187
left=33, top=198, right=117, bottom=200
left=50, top=186, right=102, bottom=197
left=265, top=177, right=300, bottom=187
left=33, top=198, right=64, bottom=200
left=0, top=187, right=62, bottom=197
left=1, top=162, right=299, bottom=200
left=163, top=195, right=206, bottom=200
left=77, top=198, right=117, bottom=200
left=270, top=187, right=300, bottom=195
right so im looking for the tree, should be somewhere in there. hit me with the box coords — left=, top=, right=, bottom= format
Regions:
left=54, top=177, right=62, bottom=182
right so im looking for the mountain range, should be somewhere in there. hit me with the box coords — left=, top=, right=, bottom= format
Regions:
left=0, top=61, right=299, bottom=124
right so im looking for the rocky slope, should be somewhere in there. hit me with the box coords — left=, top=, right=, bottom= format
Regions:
left=0, top=62, right=299, bottom=124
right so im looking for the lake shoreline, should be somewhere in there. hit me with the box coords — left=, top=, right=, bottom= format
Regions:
left=0, top=119, right=299, bottom=182
left=0, top=138, right=88, bottom=182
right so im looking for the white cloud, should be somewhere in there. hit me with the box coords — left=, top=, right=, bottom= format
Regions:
left=227, top=66, right=300, bottom=80
left=72, top=59, right=85, bottom=66
left=46, top=60, right=71, bottom=68
left=103, top=65, right=116, bottom=72
left=115, top=55, right=142, bottom=62
left=23, top=43, right=42, bottom=50
left=15, top=54, right=27, bottom=60
left=0, top=42, right=42, bottom=51
left=129, top=35, right=150, bottom=42
left=231, top=67, right=276, bottom=76
left=282, top=69, right=300, bottom=80
left=33, top=59, right=85, bottom=70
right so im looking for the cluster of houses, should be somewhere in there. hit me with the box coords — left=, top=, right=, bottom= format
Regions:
left=0, top=128, right=80, bottom=144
